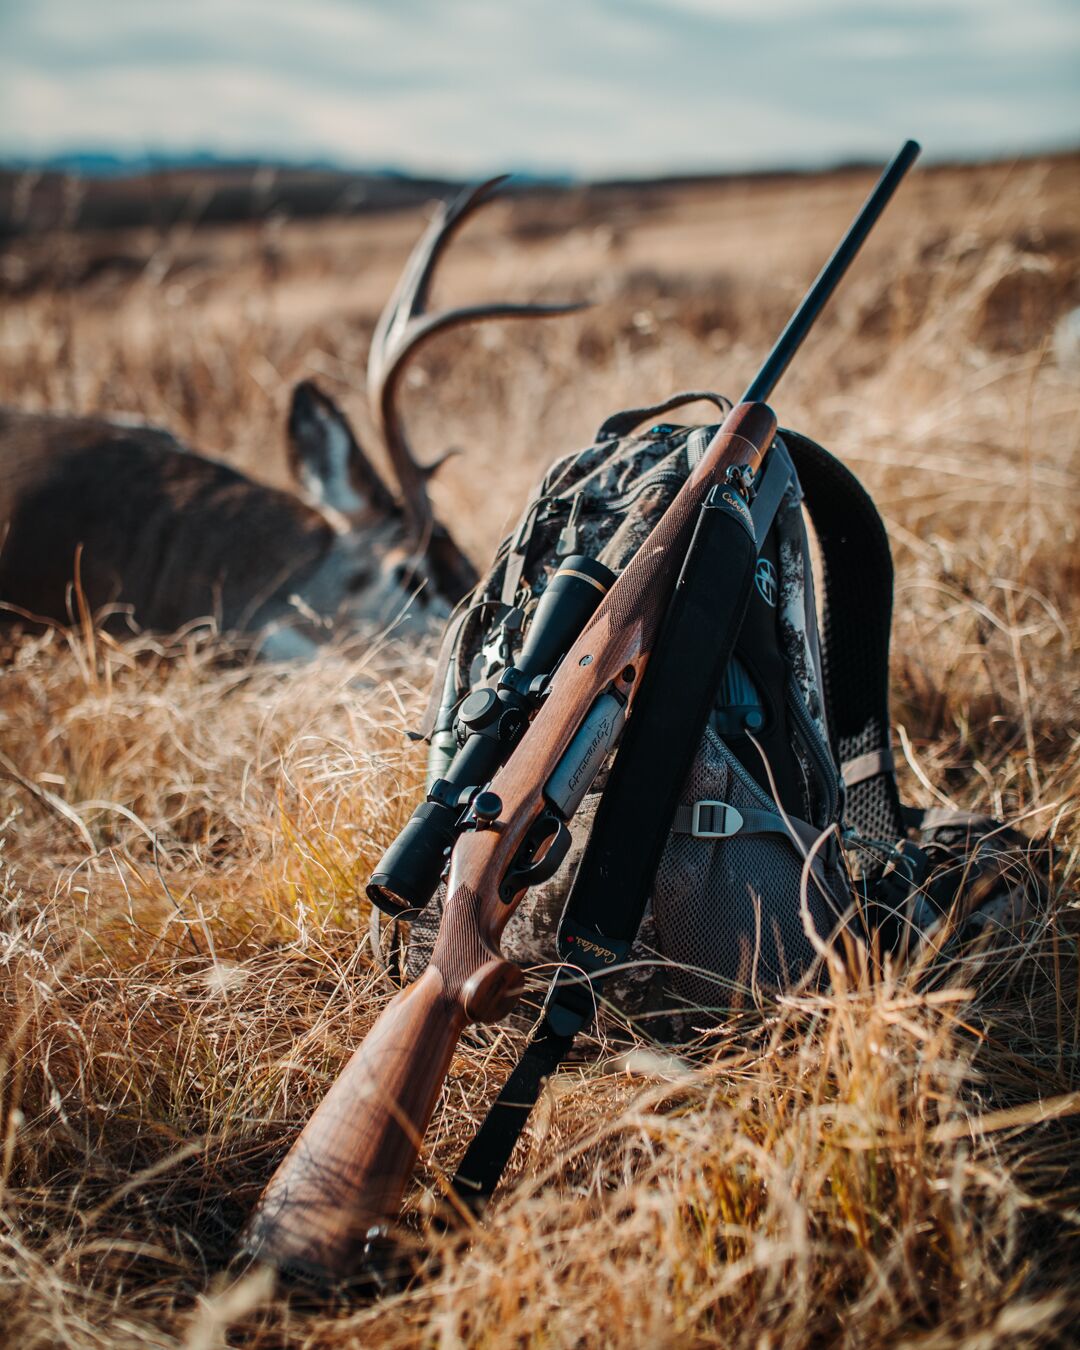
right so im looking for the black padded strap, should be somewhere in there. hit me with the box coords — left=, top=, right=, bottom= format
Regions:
left=781, top=429, right=905, bottom=843
left=452, top=486, right=758, bottom=1206
left=560, top=486, right=757, bottom=941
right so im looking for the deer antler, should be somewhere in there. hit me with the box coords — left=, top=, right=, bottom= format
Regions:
left=367, top=175, right=586, bottom=541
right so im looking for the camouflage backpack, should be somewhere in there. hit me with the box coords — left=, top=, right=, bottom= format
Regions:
left=390, top=390, right=1040, bottom=1032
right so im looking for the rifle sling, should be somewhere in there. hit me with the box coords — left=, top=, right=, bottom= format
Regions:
left=451, top=1015, right=577, bottom=1204
left=452, top=479, right=758, bottom=1202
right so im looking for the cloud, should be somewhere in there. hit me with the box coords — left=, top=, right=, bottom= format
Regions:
left=0, top=0, right=1076, bottom=173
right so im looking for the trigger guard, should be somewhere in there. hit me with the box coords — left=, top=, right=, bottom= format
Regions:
left=501, top=818, right=573, bottom=897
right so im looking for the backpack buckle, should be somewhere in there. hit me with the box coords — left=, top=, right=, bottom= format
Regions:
left=691, top=801, right=744, bottom=838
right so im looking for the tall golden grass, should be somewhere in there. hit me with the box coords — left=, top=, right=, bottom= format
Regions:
left=0, top=154, right=1077, bottom=1346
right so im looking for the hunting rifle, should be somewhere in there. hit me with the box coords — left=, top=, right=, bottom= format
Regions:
left=240, top=139, right=921, bottom=1287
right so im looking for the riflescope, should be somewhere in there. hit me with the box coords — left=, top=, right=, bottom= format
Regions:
left=367, top=555, right=615, bottom=917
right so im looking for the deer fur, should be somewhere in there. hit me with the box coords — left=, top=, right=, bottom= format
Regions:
left=0, top=388, right=454, bottom=660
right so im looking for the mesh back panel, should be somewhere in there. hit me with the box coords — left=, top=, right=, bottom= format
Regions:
left=651, top=730, right=846, bottom=1021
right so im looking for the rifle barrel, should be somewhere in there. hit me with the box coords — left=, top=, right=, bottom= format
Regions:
left=742, top=139, right=920, bottom=405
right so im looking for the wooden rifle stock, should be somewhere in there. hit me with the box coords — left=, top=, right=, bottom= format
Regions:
left=240, top=401, right=777, bottom=1282
left=242, top=939, right=530, bottom=1281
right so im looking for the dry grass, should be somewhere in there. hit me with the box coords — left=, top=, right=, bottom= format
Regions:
left=0, top=153, right=1078, bottom=1347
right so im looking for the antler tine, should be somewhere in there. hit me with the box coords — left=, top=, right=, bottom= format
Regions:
left=370, top=175, right=507, bottom=373
left=368, top=176, right=586, bottom=538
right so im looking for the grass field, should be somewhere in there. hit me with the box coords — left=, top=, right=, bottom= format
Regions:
left=0, top=153, right=1078, bottom=1347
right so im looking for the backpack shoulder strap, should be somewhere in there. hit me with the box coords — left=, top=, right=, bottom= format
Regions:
left=781, top=429, right=905, bottom=843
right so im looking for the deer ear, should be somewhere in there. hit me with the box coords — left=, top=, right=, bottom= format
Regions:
left=287, top=381, right=397, bottom=518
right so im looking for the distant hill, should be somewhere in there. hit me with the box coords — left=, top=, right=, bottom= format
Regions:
left=0, top=159, right=474, bottom=238
left=0, top=149, right=415, bottom=178
left=4, top=147, right=1073, bottom=240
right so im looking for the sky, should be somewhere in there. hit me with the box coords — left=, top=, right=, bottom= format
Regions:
left=1, top=0, right=1077, bottom=177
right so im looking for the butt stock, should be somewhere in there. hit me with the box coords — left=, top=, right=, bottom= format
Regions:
left=239, top=947, right=526, bottom=1282
left=239, top=967, right=467, bottom=1281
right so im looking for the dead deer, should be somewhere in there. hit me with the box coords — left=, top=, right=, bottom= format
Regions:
left=0, top=178, right=579, bottom=661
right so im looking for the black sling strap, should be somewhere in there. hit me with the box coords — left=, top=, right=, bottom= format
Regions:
left=450, top=979, right=592, bottom=1204
left=452, top=481, right=758, bottom=1202
left=451, top=430, right=902, bottom=1205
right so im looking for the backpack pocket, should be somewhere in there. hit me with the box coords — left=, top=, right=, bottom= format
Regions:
left=651, top=725, right=848, bottom=1025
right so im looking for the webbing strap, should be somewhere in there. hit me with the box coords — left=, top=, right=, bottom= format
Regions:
left=501, top=496, right=544, bottom=606
left=451, top=1021, right=575, bottom=1203
left=670, top=801, right=825, bottom=853
left=841, top=748, right=895, bottom=788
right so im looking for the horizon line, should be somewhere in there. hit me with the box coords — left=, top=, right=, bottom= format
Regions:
left=2, top=137, right=1079, bottom=186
